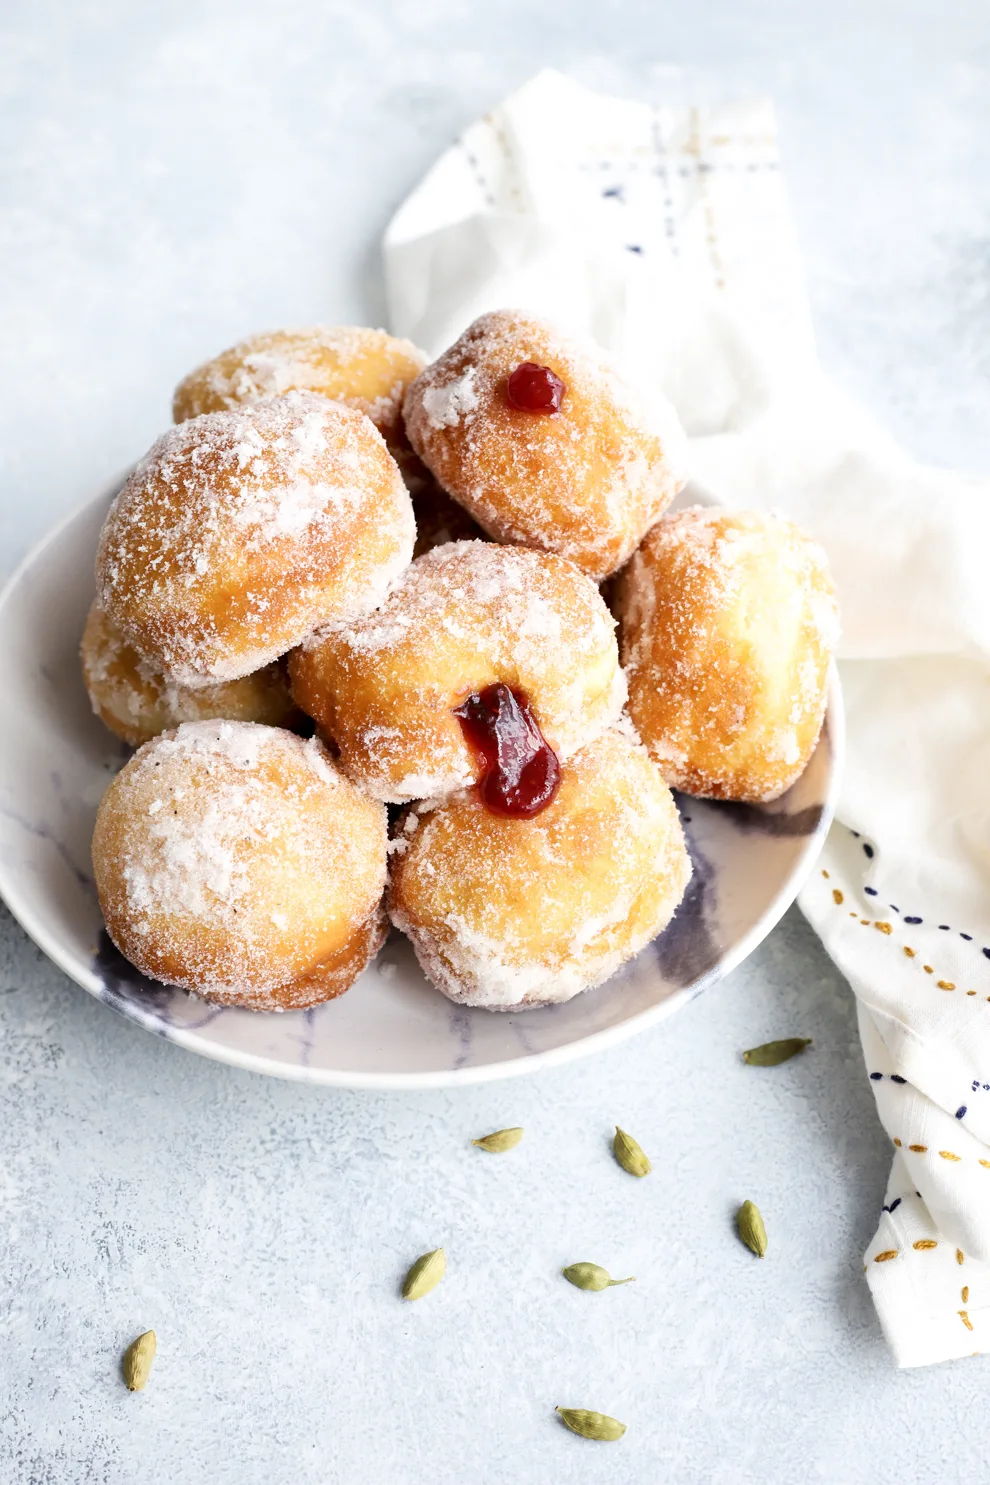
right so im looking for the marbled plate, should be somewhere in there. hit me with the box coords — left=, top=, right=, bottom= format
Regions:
left=0, top=478, right=843, bottom=1087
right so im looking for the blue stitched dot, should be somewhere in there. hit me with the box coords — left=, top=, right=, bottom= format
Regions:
left=863, top=844, right=874, bottom=858
left=956, top=1107, right=967, bottom=1120
left=869, top=1072, right=883, bottom=1080
left=905, top=916, right=922, bottom=925
left=915, top=1192, right=921, bottom=1198
left=889, top=1197, right=902, bottom=1212
left=865, top=887, right=878, bottom=896
left=983, top=948, right=990, bottom=960
left=961, top=933, right=973, bottom=941
left=890, top=905, right=900, bottom=912
left=852, top=830, right=860, bottom=838
left=625, top=244, right=644, bottom=254
left=939, top=924, right=950, bottom=931
left=891, top=1075, right=906, bottom=1085
left=602, top=185, right=624, bottom=199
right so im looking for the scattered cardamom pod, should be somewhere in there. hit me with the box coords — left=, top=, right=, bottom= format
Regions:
left=472, top=1127, right=524, bottom=1153
left=613, top=1126, right=651, bottom=1178
left=556, top=1407, right=627, bottom=1441
left=736, top=1200, right=767, bottom=1257
left=122, top=1330, right=156, bottom=1391
left=401, top=1247, right=446, bottom=1300
left=562, top=1262, right=635, bottom=1292
left=742, top=1038, right=812, bottom=1066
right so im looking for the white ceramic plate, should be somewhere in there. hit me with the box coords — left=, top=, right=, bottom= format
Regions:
left=0, top=477, right=843, bottom=1087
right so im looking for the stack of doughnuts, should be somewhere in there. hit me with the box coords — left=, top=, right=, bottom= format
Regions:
left=87, top=312, right=837, bottom=1015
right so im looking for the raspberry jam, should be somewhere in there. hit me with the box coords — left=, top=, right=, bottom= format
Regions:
left=506, top=361, right=565, bottom=414
left=454, top=683, right=561, bottom=818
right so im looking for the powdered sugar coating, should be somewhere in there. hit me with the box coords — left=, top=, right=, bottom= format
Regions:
left=615, top=506, right=839, bottom=802
left=172, top=326, right=427, bottom=445
left=96, top=392, right=415, bottom=686
left=92, top=721, right=388, bottom=1010
left=289, top=540, right=626, bottom=803
left=403, top=309, right=688, bottom=580
left=81, top=600, right=297, bottom=748
left=388, top=726, right=691, bottom=1010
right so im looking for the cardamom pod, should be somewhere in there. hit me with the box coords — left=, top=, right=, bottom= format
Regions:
left=472, top=1127, right=524, bottom=1153
left=742, top=1038, right=812, bottom=1066
left=562, top=1262, right=635, bottom=1291
left=122, top=1330, right=156, bottom=1391
left=401, top=1247, right=446, bottom=1300
left=736, top=1200, right=767, bottom=1257
left=556, top=1407, right=627, bottom=1441
left=613, top=1126, right=651, bottom=1178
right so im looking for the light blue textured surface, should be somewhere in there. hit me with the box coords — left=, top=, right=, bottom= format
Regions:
left=1, top=2, right=989, bottom=1481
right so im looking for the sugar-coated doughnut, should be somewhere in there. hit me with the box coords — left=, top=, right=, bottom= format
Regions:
left=92, top=721, right=387, bottom=1010
left=388, top=726, right=691, bottom=1010
left=402, top=309, right=688, bottom=580
left=81, top=600, right=298, bottom=747
left=289, top=541, right=626, bottom=803
left=96, top=392, right=415, bottom=686
left=172, top=326, right=427, bottom=448
left=409, top=473, right=485, bottom=558
left=615, top=507, right=839, bottom=802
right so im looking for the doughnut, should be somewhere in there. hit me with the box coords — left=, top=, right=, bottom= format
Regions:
left=172, top=326, right=427, bottom=449
left=96, top=391, right=415, bottom=686
left=288, top=540, right=626, bottom=803
left=614, top=506, right=839, bottom=802
left=388, top=726, right=691, bottom=1010
left=81, top=600, right=298, bottom=748
left=402, top=309, right=688, bottom=580
left=92, top=721, right=387, bottom=1010
left=409, top=473, right=485, bottom=557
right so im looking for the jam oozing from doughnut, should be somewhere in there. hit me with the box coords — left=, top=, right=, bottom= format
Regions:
left=454, top=683, right=561, bottom=818
left=506, top=362, right=566, bottom=414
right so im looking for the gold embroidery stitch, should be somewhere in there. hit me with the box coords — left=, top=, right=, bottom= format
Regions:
left=904, top=947, right=916, bottom=958
left=957, top=1249, right=965, bottom=1265
left=908, top=1144, right=927, bottom=1153
left=937, top=981, right=956, bottom=991
left=940, top=1151, right=962, bottom=1162
left=874, top=1250, right=898, bottom=1262
left=962, top=1287, right=970, bottom=1303
left=874, top=922, right=893, bottom=934
left=959, top=1311, right=973, bottom=1332
left=913, top=1240, right=937, bottom=1250
left=832, top=889, right=844, bottom=905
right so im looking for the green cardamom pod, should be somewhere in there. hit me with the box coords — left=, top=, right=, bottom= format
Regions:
left=472, top=1127, right=524, bottom=1153
left=122, top=1330, right=156, bottom=1391
left=742, top=1038, right=812, bottom=1066
left=401, top=1247, right=446, bottom=1300
left=556, top=1407, right=627, bottom=1441
left=613, top=1126, right=651, bottom=1178
left=736, top=1200, right=767, bottom=1258
left=562, top=1262, right=635, bottom=1291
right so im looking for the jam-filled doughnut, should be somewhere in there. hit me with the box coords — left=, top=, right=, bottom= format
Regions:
left=388, top=726, right=691, bottom=1010
left=92, top=721, right=387, bottom=1010
left=96, top=392, right=415, bottom=686
left=615, top=506, right=839, bottom=802
left=402, top=309, right=688, bottom=580
left=172, top=326, right=426, bottom=450
left=288, top=541, right=626, bottom=803
left=81, top=600, right=298, bottom=748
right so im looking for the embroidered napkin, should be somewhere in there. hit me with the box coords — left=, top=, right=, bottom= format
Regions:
left=383, top=69, right=990, bottom=1368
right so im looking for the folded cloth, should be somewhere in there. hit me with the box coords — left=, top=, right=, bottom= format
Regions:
left=383, top=69, right=990, bottom=1367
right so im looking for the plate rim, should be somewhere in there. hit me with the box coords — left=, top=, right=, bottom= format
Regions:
left=0, top=477, right=846, bottom=1090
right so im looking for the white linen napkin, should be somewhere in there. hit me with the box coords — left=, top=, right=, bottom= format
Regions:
left=383, top=69, right=990, bottom=1368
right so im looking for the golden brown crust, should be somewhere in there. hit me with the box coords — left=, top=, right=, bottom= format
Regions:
left=92, top=722, right=387, bottom=1009
left=81, top=600, right=299, bottom=748
left=402, top=309, right=688, bottom=580
left=172, top=326, right=427, bottom=448
left=96, top=393, right=415, bottom=686
left=614, top=507, right=839, bottom=803
left=288, top=541, right=626, bottom=803
left=387, top=726, right=691, bottom=1010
